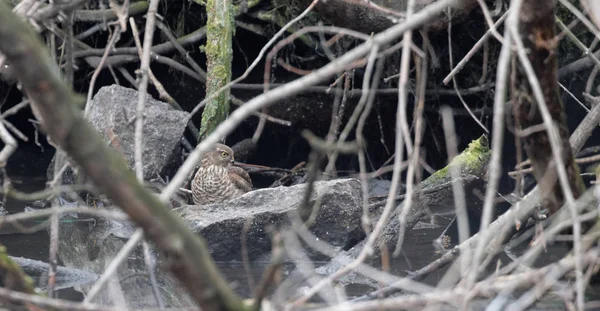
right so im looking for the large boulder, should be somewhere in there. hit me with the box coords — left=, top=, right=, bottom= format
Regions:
left=47, top=85, right=189, bottom=184
left=52, top=178, right=363, bottom=307
left=174, top=178, right=365, bottom=261
left=56, top=212, right=197, bottom=308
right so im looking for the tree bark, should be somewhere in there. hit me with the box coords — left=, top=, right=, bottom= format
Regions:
left=199, top=0, right=234, bottom=140
left=514, top=0, right=585, bottom=214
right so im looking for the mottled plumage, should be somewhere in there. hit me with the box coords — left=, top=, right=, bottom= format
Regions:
left=191, top=143, right=253, bottom=205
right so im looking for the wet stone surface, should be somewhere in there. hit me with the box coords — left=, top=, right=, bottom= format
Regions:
left=174, top=178, right=365, bottom=261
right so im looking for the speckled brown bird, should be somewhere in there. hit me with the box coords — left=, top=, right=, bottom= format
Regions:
left=191, top=143, right=253, bottom=205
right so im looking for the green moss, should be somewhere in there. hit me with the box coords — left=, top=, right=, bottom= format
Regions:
left=424, top=135, right=491, bottom=187
left=234, top=0, right=261, bottom=12
left=0, top=245, right=37, bottom=294
left=200, top=0, right=234, bottom=139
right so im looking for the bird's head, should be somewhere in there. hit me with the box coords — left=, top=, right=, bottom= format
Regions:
left=201, top=143, right=235, bottom=167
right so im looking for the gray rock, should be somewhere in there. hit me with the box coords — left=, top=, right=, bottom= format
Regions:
left=174, top=178, right=364, bottom=261
left=10, top=256, right=98, bottom=291
left=367, top=179, right=392, bottom=197
left=48, top=85, right=189, bottom=184
left=367, top=179, right=408, bottom=198
left=51, top=179, right=362, bottom=306
left=57, top=213, right=196, bottom=308
left=86, top=215, right=137, bottom=261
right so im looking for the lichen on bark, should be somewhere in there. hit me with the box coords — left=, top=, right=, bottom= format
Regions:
left=199, top=0, right=235, bottom=140
left=423, top=134, right=491, bottom=188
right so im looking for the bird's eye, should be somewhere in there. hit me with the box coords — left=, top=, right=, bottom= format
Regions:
left=221, top=151, right=229, bottom=158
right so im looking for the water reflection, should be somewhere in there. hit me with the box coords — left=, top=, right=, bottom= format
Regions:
left=1, top=149, right=595, bottom=309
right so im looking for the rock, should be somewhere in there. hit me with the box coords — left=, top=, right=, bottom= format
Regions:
left=174, top=178, right=364, bottom=261
left=10, top=256, right=98, bottom=291
left=367, top=179, right=392, bottom=197
left=56, top=213, right=196, bottom=308
left=275, top=136, right=492, bottom=298
left=367, top=179, right=409, bottom=198
left=51, top=178, right=362, bottom=306
left=86, top=214, right=137, bottom=261
left=47, top=85, right=189, bottom=184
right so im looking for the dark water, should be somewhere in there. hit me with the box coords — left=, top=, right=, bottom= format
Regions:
left=1, top=149, right=597, bottom=309
left=1, top=175, right=450, bottom=305
left=0, top=147, right=83, bottom=300
left=222, top=222, right=452, bottom=298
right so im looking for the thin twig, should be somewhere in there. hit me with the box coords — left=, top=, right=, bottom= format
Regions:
left=441, top=107, right=470, bottom=269
left=0, top=119, right=17, bottom=166
left=186, top=0, right=323, bottom=127
left=142, top=240, right=165, bottom=308
left=83, top=229, right=144, bottom=304
left=391, top=0, right=416, bottom=256
left=446, top=5, right=489, bottom=134
left=161, top=0, right=464, bottom=203
left=557, top=17, right=600, bottom=82
left=0, top=287, right=118, bottom=311
left=84, top=25, right=122, bottom=117
left=129, top=18, right=177, bottom=108
left=443, top=10, right=508, bottom=84
left=230, top=96, right=291, bottom=126
left=465, top=0, right=514, bottom=291
left=558, top=0, right=600, bottom=43
left=155, top=20, right=208, bottom=82
left=252, top=0, right=320, bottom=142
left=509, top=12, right=583, bottom=310
left=47, top=210, right=58, bottom=296
left=0, top=206, right=128, bottom=225
left=355, top=59, right=385, bottom=235
left=134, top=0, right=160, bottom=182
left=1, top=99, right=29, bottom=118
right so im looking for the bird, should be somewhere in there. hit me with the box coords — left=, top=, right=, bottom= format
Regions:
left=191, top=143, right=253, bottom=205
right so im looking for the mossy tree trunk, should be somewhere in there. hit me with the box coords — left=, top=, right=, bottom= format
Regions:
left=199, top=0, right=234, bottom=140
left=514, top=0, right=585, bottom=214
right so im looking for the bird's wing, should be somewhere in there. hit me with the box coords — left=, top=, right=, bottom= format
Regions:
left=228, top=166, right=253, bottom=192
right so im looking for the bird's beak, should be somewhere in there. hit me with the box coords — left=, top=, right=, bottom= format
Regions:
left=230, top=158, right=235, bottom=164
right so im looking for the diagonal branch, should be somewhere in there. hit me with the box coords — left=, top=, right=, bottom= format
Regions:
left=0, top=2, right=248, bottom=310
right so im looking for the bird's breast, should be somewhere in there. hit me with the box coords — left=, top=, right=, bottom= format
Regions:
left=192, top=165, right=243, bottom=205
